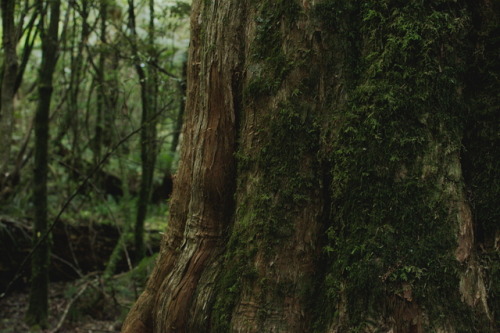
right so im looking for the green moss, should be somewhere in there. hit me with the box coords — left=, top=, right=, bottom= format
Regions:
left=212, top=95, right=321, bottom=329
left=210, top=199, right=265, bottom=330
left=245, top=75, right=282, bottom=98
left=253, top=0, right=299, bottom=61
left=214, top=1, right=498, bottom=331
left=251, top=100, right=319, bottom=242
left=310, top=1, right=494, bottom=331
left=244, top=0, right=300, bottom=99
left=212, top=2, right=318, bottom=328
left=313, top=0, right=359, bottom=31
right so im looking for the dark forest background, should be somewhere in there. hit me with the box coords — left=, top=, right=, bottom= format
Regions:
left=0, top=0, right=191, bottom=331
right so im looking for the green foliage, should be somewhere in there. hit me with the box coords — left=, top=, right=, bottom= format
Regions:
left=64, top=254, right=157, bottom=323
left=0, top=0, right=189, bottom=228
left=129, top=254, right=158, bottom=287
left=168, top=1, right=191, bottom=18
left=0, top=2, right=187, bottom=328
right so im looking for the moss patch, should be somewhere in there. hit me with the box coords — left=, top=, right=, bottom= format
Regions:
left=312, top=0, right=494, bottom=331
left=212, top=0, right=498, bottom=331
left=244, top=0, right=300, bottom=98
left=212, top=95, right=320, bottom=330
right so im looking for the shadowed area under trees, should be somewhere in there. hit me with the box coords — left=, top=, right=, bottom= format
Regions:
left=122, top=0, right=499, bottom=332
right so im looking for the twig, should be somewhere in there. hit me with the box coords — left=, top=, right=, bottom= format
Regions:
left=49, top=281, right=89, bottom=333
left=51, top=253, right=83, bottom=279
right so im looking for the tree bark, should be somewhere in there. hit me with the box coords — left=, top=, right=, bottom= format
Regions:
left=94, top=0, right=108, bottom=165
left=128, top=0, right=159, bottom=263
left=0, top=0, right=18, bottom=175
left=170, top=57, right=187, bottom=155
left=25, top=0, right=61, bottom=328
left=54, top=0, right=90, bottom=164
left=14, top=3, right=39, bottom=95
left=123, top=1, right=499, bottom=332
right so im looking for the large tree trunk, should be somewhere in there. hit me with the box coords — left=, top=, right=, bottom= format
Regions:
left=122, top=1, right=499, bottom=332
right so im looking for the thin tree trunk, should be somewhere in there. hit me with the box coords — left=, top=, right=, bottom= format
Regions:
left=103, top=43, right=119, bottom=147
left=14, top=8, right=38, bottom=95
left=55, top=0, right=89, bottom=164
left=94, top=0, right=108, bottom=165
left=123, top=1, right=499, bottom=332
left=0, top=0, right=18, bottom=175
left=170, top=58, right=187, bottom=155
left=25, top=0, right=60, bottom=328
left=128, top=0, right=158, bottom=263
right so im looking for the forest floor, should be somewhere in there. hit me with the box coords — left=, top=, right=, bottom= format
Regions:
left=0, top=215, right=161, bottom=333
left=0, top=254, right=156, bottom=333
left=0, top=280, right=124, bottom=333
left=0, top=212, right=161, bottom=333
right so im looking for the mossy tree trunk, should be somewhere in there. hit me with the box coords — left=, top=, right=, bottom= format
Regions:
left=123, top=1, right=499, bottom=332
left=26, top=0, right=61, bottom=328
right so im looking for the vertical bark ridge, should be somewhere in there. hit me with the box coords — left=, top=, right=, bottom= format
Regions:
left=122, top=0, right=247, bottom=332
left=223, top=2, right=325, bottom=331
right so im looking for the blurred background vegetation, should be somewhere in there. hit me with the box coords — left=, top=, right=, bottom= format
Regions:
left=0, top=0, right=191, bottom=329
